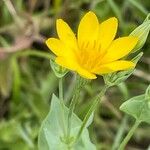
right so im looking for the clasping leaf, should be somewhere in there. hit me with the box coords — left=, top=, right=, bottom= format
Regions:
left=38, top=94, right=96, bottom=150
left=120, top=85, right=150, bottom=124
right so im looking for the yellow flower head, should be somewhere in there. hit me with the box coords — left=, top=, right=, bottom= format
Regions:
left=46, top=11, right=138, bottom=79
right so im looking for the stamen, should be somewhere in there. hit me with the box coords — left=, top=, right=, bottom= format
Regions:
left=85, top=41, right=89, bottom=49
left=93, top=40, right=96, bottom=49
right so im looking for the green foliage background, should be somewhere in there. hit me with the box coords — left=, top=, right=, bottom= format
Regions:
left=0, top=0, right=149, bottom=149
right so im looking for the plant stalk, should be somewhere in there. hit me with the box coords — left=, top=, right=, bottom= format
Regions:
left=67, top=75, right=86, bottom=141
left=118, top=120, right=141, bottom=150
left=75, top=84, right=109, bottom=142
left=59, top=77, right=66, bottom=137
left=112, top=115, right=128, bottom=150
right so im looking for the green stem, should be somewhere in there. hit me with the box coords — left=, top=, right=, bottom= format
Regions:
left=112, top=83, right=130, bottom=150
left=59, top=77, right=66, bottom=137
left=112, top=115, right=128, bottom=150
left=67, top=75, right=86, bottom=140
left=14, top=50, right=55, bottom=60
left=118, top=120, right=141, bottom=150
left=75, top=84, right=109, bottom=142
left=59, top=78, right=63, bottom=102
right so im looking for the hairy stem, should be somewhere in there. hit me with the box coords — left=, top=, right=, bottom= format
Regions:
left=75, top=84, right=109, bottom=142
left=67, top=75, right=87, bottom=141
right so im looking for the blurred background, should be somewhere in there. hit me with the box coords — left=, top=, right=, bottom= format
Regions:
left=0, top=0, right=150, bottom=150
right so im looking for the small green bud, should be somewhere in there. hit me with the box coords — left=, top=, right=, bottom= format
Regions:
left=130, top=13, right=150, bottom=53
left=50, top=59, right=68, bottom=78
left=103, top=52, right=143, bottom=86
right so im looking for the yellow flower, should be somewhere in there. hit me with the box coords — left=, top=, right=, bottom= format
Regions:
left=46, top=11, right=138, bottom=79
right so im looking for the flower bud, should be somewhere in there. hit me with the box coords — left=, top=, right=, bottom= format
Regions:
left=50, top=59, right=68, bottom=78
left=103, top=52, right=143, bottom=86
left=130, top=13, right=150, bottom=53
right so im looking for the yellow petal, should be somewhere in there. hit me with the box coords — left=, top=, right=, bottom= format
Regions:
left=98, top=17, right=118, bottom=50
left=77, top=67, right=97, bottom=79
left=101, top=36, right=138, bottom=63
left=77, top=11, right=99, bottom=48
left=55, top=57, right=78, bottom=71
left=93, top=60, right=135, bottom=74
left=56, top=57, right=96, bottom=79
left=56, top=19, right=77, bottom=49
left=46, top=38, right=63, bottom=56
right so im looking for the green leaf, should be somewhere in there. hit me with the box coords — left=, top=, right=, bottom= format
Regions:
left=120, top=94, right=150, bottom=124
left=38, top=94, right=96, bottom=150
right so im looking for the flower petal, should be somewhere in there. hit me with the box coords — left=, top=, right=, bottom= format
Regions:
left=46, top=38, right=63, bottom=56
left=55, top=56, right=78, bottom=71
left=56, top=19, right=77, bottom=49
left=77, top=11, right=99, bottom=48
left=77, top=67, right=97, bottom=79
left=56, top=57, right=96, bottom=79
left=98, top=17, right=118, bottom=50
left=93, top=60, right=135, bottom=74
left=101, top=36, right=138, bottom=63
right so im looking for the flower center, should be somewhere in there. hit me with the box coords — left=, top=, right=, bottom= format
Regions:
left=77, top=40, right=106, bottom=71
